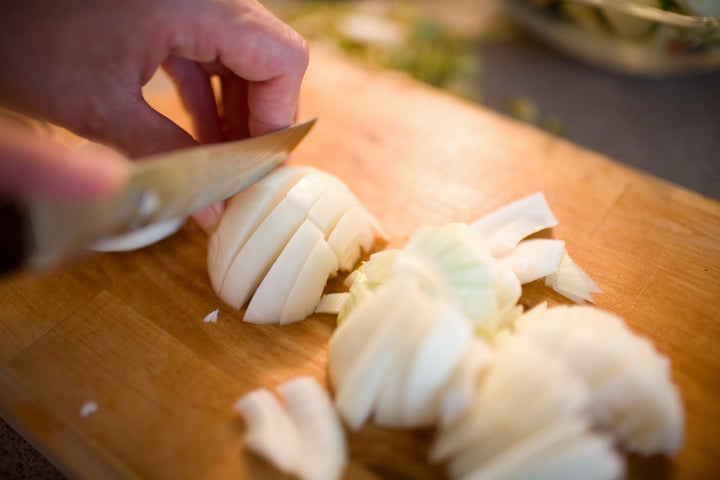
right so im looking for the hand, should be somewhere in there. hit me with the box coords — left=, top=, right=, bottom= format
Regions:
left=0, top=115, right=129, bottom=203
left=0, top=0, right=308, bottom=231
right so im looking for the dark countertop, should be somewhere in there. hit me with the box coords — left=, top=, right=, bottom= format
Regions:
left=2, top=7, right=719, bottom=480
left=1, top=421, right=64, bottom=479
left=480, top=35, right=720, bottom=201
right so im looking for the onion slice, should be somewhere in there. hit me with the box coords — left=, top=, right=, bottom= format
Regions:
left=277, top=377, right=347, bottom=480
left=234, top=388, right=300, bottom=474
left=470, top=192, right=558, bottom=257
left=544, top=250, right=601, bottom=303
left=235, top=377, right=347, bottom=480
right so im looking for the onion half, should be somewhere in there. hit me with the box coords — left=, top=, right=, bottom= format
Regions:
left=208, top=166, right=383, bottom=324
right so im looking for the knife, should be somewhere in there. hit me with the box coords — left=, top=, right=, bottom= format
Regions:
left=0, top=118, right=316, bottom=274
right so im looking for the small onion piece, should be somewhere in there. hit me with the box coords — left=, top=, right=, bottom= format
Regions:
left=544, top=250, right=601, bottom=304
left=469, top=192, right=558, bottom=257
left=234, top=388, right=300, bottom=474
left=235, top=377, right=347, bottom=480
left=276, top=377, right=348, bottom=480
left=498, top=239, right=566, bottom=285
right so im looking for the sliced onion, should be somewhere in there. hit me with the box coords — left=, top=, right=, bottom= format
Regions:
left=234, top=388, right=300, bottom=474
left=329, top=278, right=412, bottom=430
left=244, top=220, right=327, bottom=324
left=208, top=166, right=381, bottom=323
left=333, top=222, right=521, bottom=337
left=544, top=250, right=601, bottom=303
left=280, top=238, right=338, bottom=325
left=327, top=206, right=378, bottom=271
left=469, top=192, right=558, bottom=257
left=208, top=167, right=304, bottom=293
left=513, top=305, right=685, bottom=456
left=329, top=276, right=472, bottom=430
left=235, top=377, right=346, bottom=480
left=276, top=377, right=347, bottom=480
left=431, top=335, right=623, bottom=480
left=437, top=339, right=493, bottom=427
left=498, top=239, right=566, bottom=284
left=314, top=292, right=350, bottom=315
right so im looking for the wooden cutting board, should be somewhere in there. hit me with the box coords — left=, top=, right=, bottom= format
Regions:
left=1, top=49, right=718, bottom=480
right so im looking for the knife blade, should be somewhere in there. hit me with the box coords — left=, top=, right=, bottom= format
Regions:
left=0, top=118, right=316, bottom=273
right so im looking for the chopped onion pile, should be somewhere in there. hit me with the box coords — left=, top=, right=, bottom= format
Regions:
left=316, top=191, right=682, bottom=479
left=513, top=303, right=684, bottom=456
left=208, top=166, right=383, bottom=325
left=432, top=335, right=624, bottom=480
left=220, top=182, right=683, bottom=479
left=324, top=193, right=596, bottom=334
left=234, top=376, right=347, bottom=480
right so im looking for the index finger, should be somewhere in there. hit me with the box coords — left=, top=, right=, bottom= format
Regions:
left=222, top=19, right=309, bottom=136
left=169, top=2, right=309, bottom=136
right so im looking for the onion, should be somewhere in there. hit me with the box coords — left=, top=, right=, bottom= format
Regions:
left=208, top=166, right=382, bottom=324
left=224, top=186, right=679, bottom=479
left=276, top=377, right=347, bottom=480
left=469, top=192, right=558, bottom=257
left=437, top=339, right=492, bottom=427
left=513, top=304, right=685, bottom=456
left=431, top=335, right=624, bottom=480
left=79, top=401, right=99, bottom=418
left=498, top=239, right=565, bottom=284
left=203, top=309, right=218, bottom=323
left=544, top=250, right=601, bottom=303
left=234, top=377, right=346, bottom=480
left=234, top=388, right=300, bottom=473
left=332, top=223, right=523, bottom=336
left=329, top=276, right=473, bottom=430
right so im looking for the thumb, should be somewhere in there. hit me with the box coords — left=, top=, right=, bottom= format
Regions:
left=0, top=122, right=129, bottom=204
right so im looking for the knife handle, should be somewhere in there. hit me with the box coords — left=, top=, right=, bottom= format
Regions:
left=0, top=199, right=29, bottom=274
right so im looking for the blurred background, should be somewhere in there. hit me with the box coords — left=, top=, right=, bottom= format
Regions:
left=260, top=0, right=719, bottom=199
left=2, top=0, right=719, bottom=478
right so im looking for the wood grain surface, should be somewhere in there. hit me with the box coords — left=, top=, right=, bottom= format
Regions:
left=1, top=49, right=719, bottom=479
